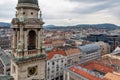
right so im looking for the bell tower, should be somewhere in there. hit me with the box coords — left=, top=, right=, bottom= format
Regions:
left=11, top=0, right=46, bottom=80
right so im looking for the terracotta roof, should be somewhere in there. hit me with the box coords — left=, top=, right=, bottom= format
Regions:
left=96, top=57, right=120, bottom=67
left=80, top=62, right=115, bottom=74
left=65, top=48, right=80, bottom=55
left=44, top=41, right=52, bottom=44
left=47, top=46, right=81, bottom=60
left=47, top=49, right=66, bottom=60
left=52, top=39, right=65, bottom=44
left=69, top=67, right=108, bottom=80
left=104, top=72, right=120, bottom=80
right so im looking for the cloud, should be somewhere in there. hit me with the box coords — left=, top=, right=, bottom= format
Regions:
left=0, top=0, right=120, bottom=26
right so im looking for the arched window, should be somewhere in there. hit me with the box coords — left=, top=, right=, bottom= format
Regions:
left=28, top=30, right=36, bottom=50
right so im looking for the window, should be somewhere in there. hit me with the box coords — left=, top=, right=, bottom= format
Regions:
left=31, top=12, right=33, bottom=15
left=52, top=62, right=55, bottom=65
left=23, top=12, right=25, bottom=15
left=28, top=30, right=36, bottom=50
left=61, top=60, right=63, bottom=63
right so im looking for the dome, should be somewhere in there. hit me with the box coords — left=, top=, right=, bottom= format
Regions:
left=18, top=0, right=38, bottom=5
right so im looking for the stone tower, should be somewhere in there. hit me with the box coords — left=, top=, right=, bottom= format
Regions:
left=11, top=0, right=46, bottom=80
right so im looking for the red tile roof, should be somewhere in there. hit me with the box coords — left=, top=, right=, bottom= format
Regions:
left=47, top=49, right=66, bottom=60
left=44, top=41, right=52, bottom=44
left=69, top=67, right=108, bottom=80
left=80, top=62, right=115, bottom=74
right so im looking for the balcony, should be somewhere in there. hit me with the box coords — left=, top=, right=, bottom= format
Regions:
left=28, top=50, right=37, bottom=54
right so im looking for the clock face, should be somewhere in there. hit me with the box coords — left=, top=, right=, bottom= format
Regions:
left=28, top=66, right=37, bottom=77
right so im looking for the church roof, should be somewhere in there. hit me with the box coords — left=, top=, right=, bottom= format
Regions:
left=18, top=0, right=38, bottom=5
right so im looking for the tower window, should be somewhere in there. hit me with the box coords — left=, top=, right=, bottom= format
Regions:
left=28, top=30, right=36, bottom=50
left=31, top=12, right=33, bottom=15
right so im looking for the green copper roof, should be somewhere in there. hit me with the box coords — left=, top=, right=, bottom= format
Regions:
left=18, top=0, right=38, bottom=5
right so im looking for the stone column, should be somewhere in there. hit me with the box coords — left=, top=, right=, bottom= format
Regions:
left=24, top=29, right=28, bottom=57
left=20, top=25, right=24, bottom=48
left=16, top=28, right=20, bottom=57
left=12, top=30, right=16, bottom=49
left=19, top=25, right=24, bottom=57
left=15, top=29, right=17, bottom=49
left=38, top=29, right=41, bottom=54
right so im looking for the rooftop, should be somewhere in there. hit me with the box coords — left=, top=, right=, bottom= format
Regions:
left=47, top=46, right=81, bottom=60
left=66, top=61, right=116, bottom=80
left=96, top=56, right=120, bottom=70
left=47, top=49, right=66, bottom=60
left=80, top=62, right=115, bottom=74
left=104, top=72, right=120, bottom=80
left=0, top=49, right=10, bottom=66
left=69, top=67, right=107, bottom=80
left=18, top=0, right=38, bottom=5
left=78, top=43, right=101, bottom=54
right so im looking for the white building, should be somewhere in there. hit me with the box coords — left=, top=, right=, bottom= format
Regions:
left=46, top=46, right=81, bottom=80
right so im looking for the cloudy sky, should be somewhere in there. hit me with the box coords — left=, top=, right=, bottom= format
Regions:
left=0, top=0, right=120, bottom=26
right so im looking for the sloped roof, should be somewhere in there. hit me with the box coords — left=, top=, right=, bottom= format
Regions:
left=0, top=49, right=10, bottom=66
left=112, top=46, right=120, bottom=55
left=104, top=72, right=120, bottom=80
left=78, top=43, right=101, bottom=54
left=47, top=49, right=66, bottom=60
left=18, top=0, right=38, bottom=5
left=69, top=67, right=108, bottom=80
left=80, top=62, right=115, bottom=74
left=47, top=46, right=81, bottom=60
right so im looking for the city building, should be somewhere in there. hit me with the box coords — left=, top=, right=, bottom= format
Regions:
left=46, top=43, right=103, bottom=80
left=10, top=0, right=46, bottom=80
left=64, top=61, right=119, bottom=80
left=96, top=42, right=110, bottom=55
left=0, top=48, right=10, bottom=75
left=101, top=55, right=120, bottom=72
left=86, top=34, right=120, bottom=52
left=78, top=43, right=101, bottom=63
left=0, top=35, right=11, bottom=50
left=46, top=46, right=82, bottom=80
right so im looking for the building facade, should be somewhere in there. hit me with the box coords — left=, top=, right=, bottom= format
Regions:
left=86, top=34, right=120, bottom=52
left=64, top=61, right=116, bottom=80
left=46, top=46, right=82, bottom=80
left=78, top=43, right=101, bottom=63
left=10, top=0, right=46, bottom=80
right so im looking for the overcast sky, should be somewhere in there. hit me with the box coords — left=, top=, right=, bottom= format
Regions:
left=0, top=0, right=120, bottom=26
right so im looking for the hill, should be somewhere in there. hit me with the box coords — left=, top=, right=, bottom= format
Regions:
left=0, top=22, right=11, bottom=28
left=44, top=23, right=120, bottom=30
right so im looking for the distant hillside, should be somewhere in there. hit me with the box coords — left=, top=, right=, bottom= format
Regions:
left=43, top=25, right=56, bottom=29
left=44, top=23, right=120, bottom=30
left=0, top=22, right=11, bottom=28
